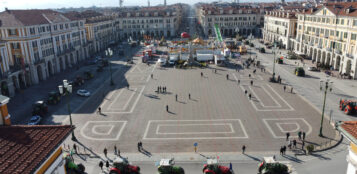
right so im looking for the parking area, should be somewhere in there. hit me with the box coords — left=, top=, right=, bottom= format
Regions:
left=70, top=51, right=337, bottom=154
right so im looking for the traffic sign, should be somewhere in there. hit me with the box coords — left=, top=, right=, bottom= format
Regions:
left=194, top=142, right=198, bottom=147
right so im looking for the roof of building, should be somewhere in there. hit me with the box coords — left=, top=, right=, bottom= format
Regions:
left=63, top=10, right=110, bottom=24
left=0, top=9, right=76, bottom=27
left=265, top=10, right=298, bottom=19
left=199, top=4, right=263, bottom=15
left=300, top=2, right=357, bottom=17
left=337, top=121, right=357, bottom=145
left=0, top=125, right=73, bottom=174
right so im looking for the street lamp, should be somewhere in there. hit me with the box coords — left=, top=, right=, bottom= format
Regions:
left=272, top=43, right=277, bottom=81
left=58, top=80, right=77, bottom=141
left=248, top=33, right=253, bottom=60
left=319, top=79, right=333, bottom=137
left=106, top=48, right=114, bottom=86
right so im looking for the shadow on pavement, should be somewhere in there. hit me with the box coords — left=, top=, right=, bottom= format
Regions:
left=243, top=153, right=261, bottom=162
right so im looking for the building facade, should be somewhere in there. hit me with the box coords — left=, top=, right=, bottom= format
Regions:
left=116, top=4, right=183, bottom=39
left=263, top=10, right=298, bottom=49
left=197, top=4, right=265, bottom=38
left=337, top=121, right=357, bottom=174
left=291, top=2, right=357, bottom=79
left=0, top=9, right=89, bottom=97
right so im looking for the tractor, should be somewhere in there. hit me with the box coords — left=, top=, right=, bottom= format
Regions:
left=276, top=58, right=283, bottom=64
left=47, top=91, right=61, bottom=105
left=109, top=157, right=140, bottom=174
left=74, top=76, right=84, bottom=86
left=32, top=101, right=48, bottom=117
left=294, top=67, right=305, bottom=77
left=258, top=157, right=290, bottom=174
left=84, top=70, right=94, bottom=80
left=339, top=99, right=357, bottom=115
left=203, top=159, right=232, bottom=174
left=157, top=158, right=184, bottom=174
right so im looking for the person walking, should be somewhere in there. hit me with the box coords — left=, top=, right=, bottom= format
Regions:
left=249, top=93, right=252, bottom=100
left=166, top=105, right=169, bottom=112
left=215, top=69, right=217, bottom=73
left=104, top=148, right=107, bottom=158
left=293, top=139, right=297, bottom=148
left=283, top=146, right=286, bottom=155
left=201, top=72, right=203, bottom=77
left=284, top=85, right=286, bottom=92
left=164, top=87, right=166, bottom=93
left=189, top=93, right=191, bottom=100
left=73, top=144, right=77, bottom=154
left=114, top=145, right=117, bottom=156
left=238, top=80, right=240, bottom=85
left=242, top=145, right=246, bottom=154
left=118, top=149, right=121, bottom=157
left=157, top=86, right=160, bottom=93
left=286, top=132, right=290, bottom=141
left=159, top=86, right=161, bottom=93
left=302, top=132, right=306, bottom=140
left=127, top=84, right=130, bottom=89
left=249, top=74, right=251, bottom=78
left=99, top=161, right=104, bottom=171
left=298, top=131, right=302, bottom=140
left=288, top=140, right=292, bottom=149
left=291, top=87, right=293, bottom=93
left=280, top=147, right=283, bottom=155
left=302, top=141, right=305, bottom=150
left=253, top=69, right=256, bottom=74
left=226, top=74, right=229, bottom=80
left=106, top=161, right=109, bottom=169
left=96, top=106, right=102, bottom=115
left=250, top=80, right=253, bottom=86
left=151, top=74, right=153, bottom=79
left=175, top=94, right=178, bottom=101
left=245, top=90, right=248, bottom=95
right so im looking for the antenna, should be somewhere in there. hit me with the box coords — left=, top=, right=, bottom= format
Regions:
left=148, top=0, right=150, bottom=7
left=119, top=0, right=123, bottom=7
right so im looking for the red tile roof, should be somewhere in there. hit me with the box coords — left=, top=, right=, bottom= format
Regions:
left=300, top=2, right=357, bottom=17
left=341, top=121, right=357, bottom=139
left=0, top=125, right=73, bottom=174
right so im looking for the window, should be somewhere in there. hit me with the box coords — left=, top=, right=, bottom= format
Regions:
left=60, top=24, right=63, bottom=29
left=11, top=43, right=20, bottom=49
left=352, top=34, right=356, bottom=40
left=29, top=28, right=35, bottom=35
left=323, top=10, right=326, bottom=15
left=8, top=29, right=17, bottom=36
left=341, top=19, right=344, bottom=25
left=326, top=18, right=330, bottom=23
left=344, top=32, right=348, bottom=39
left=32, top=41, right=37, bottom=47
left=65, top=24, right=68, bottom=29
left=322, top=18, right=325, bottom=23
left=54, top=25, right=57, bottom=30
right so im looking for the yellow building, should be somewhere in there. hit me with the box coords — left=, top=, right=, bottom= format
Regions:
left=337, top=121, right=357, bottom=174
left=292, top=2, right=357, bottom=79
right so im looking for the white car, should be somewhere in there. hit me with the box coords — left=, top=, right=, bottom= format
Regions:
left=308, top=66, right=319, bottom=71
left=28, top=115, right=42, bottom=125
left=157, top=58, right=166, bottom=66
left=77, top=89, right=91, bottom=97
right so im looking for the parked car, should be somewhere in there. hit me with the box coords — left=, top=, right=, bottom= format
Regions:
left=168, top=60, right=176, bottom=66
left=308, top=66, right=319, bottom=71
left=259, top=48, right=265, bottom=53
left=295, top=67, right=305, bottom=77
left=77, top=89, right=91, bottom=97
left=28, top=115, right=42, bottom=125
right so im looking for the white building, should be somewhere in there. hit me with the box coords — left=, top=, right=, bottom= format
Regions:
left=263, top=10, right=298, bottom=49
left=291, top=2, right=357, bottom=79
left=197, top=4, right=265, bottom=38
left=0, top=9, right=89, bottom=96
left=337, top=121, right=357, bottom=174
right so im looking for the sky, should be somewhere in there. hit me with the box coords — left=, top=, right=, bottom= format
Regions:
left=0, top=0, right=278, bottom=10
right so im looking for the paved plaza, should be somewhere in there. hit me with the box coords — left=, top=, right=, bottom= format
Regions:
left=67, top=50, right=337, bottom=156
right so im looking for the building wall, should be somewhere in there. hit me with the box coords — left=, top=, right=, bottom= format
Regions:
left=292, top=7, right=357, bottom=79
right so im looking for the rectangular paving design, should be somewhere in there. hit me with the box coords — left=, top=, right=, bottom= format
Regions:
left=143, top=119, right=248, bottom=140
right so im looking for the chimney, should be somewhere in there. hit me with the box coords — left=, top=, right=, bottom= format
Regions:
left=0, top=95, right=11, bottom=126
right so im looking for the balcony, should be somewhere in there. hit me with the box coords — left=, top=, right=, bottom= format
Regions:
left=335, top=49, right=342, bottom=54
left=9, top=64, right=22, bottom=73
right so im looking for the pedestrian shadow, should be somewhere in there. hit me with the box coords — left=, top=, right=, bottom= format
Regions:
left=177, top=100, right=186, bottom=104
left=168, top=110, right=176, bottom=115
left=75, top=140, right=102, bottom=160
left=144, top=94, right=160, bottom=100
left=140, top=148, right=152, bottom=157
left=190, top=98, right=198, bottom=102
left=199, top=153, right=210, bottom=159
left=310, top=153, right=331, bottom=160
left=99, top=113, right=108, bottom=117
left=282, top=154, right=304, bottom=163
left=228, top=79, right=236, bottom=82
left=243, top=154, right=261, bottom=162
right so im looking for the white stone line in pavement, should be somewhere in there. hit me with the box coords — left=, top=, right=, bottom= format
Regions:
left=155, top=123, right=235, bottom=135
left=92, top=125, right=114, bottom=135
left=266, top=84, right=295, bottom=111
left=276, top=122, right=300, bottom=133
left=262, top=118, right=312, bottom=138
left=108, top=88, right=138, bottom=111
left=106, top=88, right=126, bottom=110
left=80, top=121, right=127, bottom=141
left=102, top=86, right=145, bottom=114
left=248, top=85, right=281, bottom=108
left=143, top=119, right=248, bottom=140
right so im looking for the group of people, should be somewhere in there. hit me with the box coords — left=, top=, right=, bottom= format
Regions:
left=157, top=86, right=167, bottom=93
left=285, top=131, right=307, bottom=153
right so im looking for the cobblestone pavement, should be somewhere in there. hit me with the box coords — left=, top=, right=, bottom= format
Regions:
left=251, top=39, right=357, bottom=124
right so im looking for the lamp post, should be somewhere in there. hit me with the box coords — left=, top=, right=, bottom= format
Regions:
left=58, top=80, right=76, bottom=141
left=248, top=33, right=253, bottom=60
left=272, top=43, right=277, bottom=80
left=106, top=48, right=114, bottom=86
left=319, top=79, right=333, bottom=137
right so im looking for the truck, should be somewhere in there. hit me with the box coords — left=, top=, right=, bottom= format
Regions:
left=32, top=101, right=48, bottom=117
left=203, top=158, right=232, bottom=174
left=258, top=157, right=294, bottom=174
left=47, top=91, right=61, bottom=105
left=157, top=158, right=184, bottom=174
left=109, top=157, right=140, bottom=174
left=339, top=99, right=357, bottom=115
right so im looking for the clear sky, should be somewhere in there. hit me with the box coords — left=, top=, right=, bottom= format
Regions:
left=0, top=0, right=276, bottom=10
